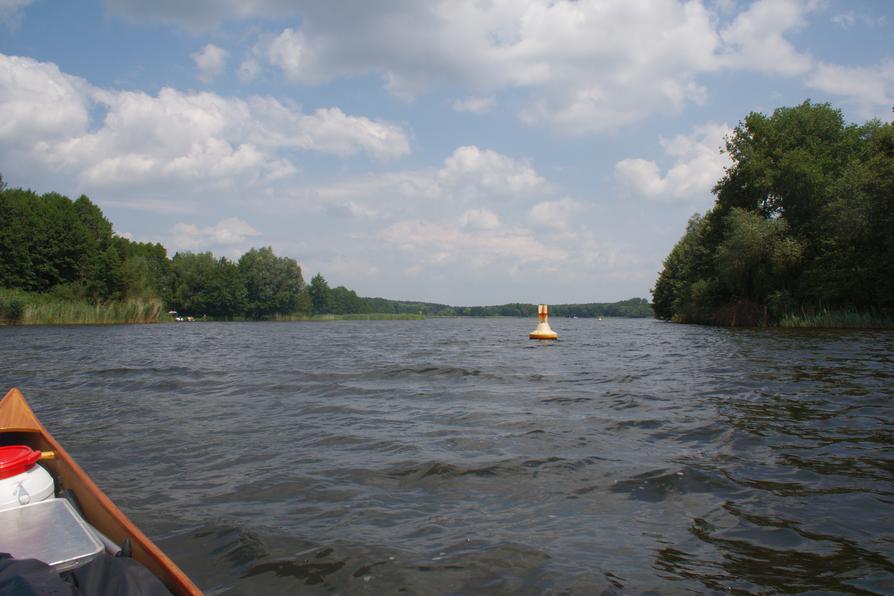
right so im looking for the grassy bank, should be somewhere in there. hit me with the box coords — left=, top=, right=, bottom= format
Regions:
left=779, top=308, right=894, bottom=329
left=0, top=289, right=164, bottom=325
left=664, top=298, right=894, bottom=329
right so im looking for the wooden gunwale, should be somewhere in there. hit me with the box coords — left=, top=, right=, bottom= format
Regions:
left=0, top=387, right=202, bottom=595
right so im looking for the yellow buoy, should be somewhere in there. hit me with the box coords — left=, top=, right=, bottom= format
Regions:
left=529, top=304, right=558, bottom=340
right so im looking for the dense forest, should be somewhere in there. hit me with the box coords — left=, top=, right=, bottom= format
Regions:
left=653, top=101, right=894, bottom=327
left=0, top=182, right=368, bottom=321
left=0, top=179, right=650, bottom=323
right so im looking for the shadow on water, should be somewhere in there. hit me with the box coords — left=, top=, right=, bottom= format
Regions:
left=656, top=503, right=894, bottom=594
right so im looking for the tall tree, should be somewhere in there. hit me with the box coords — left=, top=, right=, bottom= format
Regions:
left=74, top=195, right=113, bottom=250
left=31, top=192, right=91, bottom=291
left=308, top=273, right=333, bottom=314
left=715, top=101, right=857, bottom=234
left=715, top=208, right=803, bottom=305
left=171, top=252, right=246, bottom=317
left=330, top=286, right=371, bottom=314
left=652, top=213, right=721, bottom=322
left=238, top=247, right=304, bottom=319
left=113, top=238, right=172, bottom=303
left=84, top=245, right=125, bottom=301
left=295, top=288, right=313, bottom=316
left=809, top=121, right=894, bottom=309
left=0, top=188, right=40, bottom=290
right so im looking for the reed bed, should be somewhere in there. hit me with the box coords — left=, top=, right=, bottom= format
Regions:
left=780, top=308, right=894, bottom=329
left=0, top=290, right=164, bottom=325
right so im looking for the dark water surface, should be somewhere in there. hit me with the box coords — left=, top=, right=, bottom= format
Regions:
left=1, top=318, right=893, bottom=594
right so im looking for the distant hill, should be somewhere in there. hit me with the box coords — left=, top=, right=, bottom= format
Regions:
left=362, top=297, right=453, bottom=316
left=361, top=297, right=652, bottom=318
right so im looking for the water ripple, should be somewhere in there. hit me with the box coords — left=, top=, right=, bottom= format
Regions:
left=1, top=319, right=892, bottom=593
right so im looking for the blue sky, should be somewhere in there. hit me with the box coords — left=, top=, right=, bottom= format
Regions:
left=2, top=1, right=892, bottom=305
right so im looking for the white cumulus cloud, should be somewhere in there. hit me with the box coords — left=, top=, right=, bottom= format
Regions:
left=264, top=27, right=322, bottom=84
left=0, top=53, right=411, bottom=197
left=312, top=145, right=547, bottom=221
left=439, top=146, right=545, bottom=196
left=615, top=122, right=732, bottom=203
left=460, top=208, right=501, bottom=230
left=168, top=217, right=261, bottom=254
left=105, top=1, right=833, bottom=136
left=452, top=96, right=496, bottom=115
left=0, top=54, right=90, bottom=143
left=221, top=2, right=720, bottom=134
left=528, top=198, right=586, bottom=231
left=717, top=0, right=816, bottom=76
left=192, top=43, right=227, bottom=82
left=381, top=219, right=568, bottom=272
left=807, top=60, right=894, bottom=119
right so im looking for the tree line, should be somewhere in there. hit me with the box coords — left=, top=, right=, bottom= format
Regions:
left=652, top=101, right=894, bottom=326
left=359, top=297, right=652, bottom=318
left=0, top=185, right=367, bottom=319
left=1, top=180, right=652, bottom=321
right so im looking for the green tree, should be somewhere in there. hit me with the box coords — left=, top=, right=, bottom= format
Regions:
left=330, top=286, right=371, bottom=314
left=39, top=193, right=91, bottom=290
left=0, top=188, right=126, bottom=299
left=238, top=247, right=304, bottom=319
left=295, top=288, right=313, bottom=316
left=715, top=101, right=857, bottom=233
left=113, top=238, right=172, bottom=303
left=308, top=273, right=333, bottom=314
left=0, top=188, right=41, bottom=290
left=84, top=245, right=125, bottom=301
left=715, top=208, right=803, bottom=304
left=119, top=255, right=155, bottom=300
left=655, top=101, right=893, bottom=325
left=207, top=258, right=246, bottom=318
left=74, top=195, right=113, bottom=251
left=171, top=252, right=245, bottom=317
left=652, top=213, right=721, bottom=321
left=808, top=121, right=894, bottom=309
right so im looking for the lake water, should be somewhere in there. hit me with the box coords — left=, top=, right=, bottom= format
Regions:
left=1, top=318, right=892, bottom=594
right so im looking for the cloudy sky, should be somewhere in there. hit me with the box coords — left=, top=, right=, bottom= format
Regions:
left=2, top=1, right=892, bottom=305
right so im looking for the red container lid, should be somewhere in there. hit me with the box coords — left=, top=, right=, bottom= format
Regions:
left=0, top=445, right=41, bottom=479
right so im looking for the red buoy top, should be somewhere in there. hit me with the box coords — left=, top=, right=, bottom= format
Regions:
left=0, top=445, right=41, bottom=479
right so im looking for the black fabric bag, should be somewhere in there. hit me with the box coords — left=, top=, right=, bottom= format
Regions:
left=0, top=553, right=171, bottom=596
left=0, top=555, right=77, bottom=596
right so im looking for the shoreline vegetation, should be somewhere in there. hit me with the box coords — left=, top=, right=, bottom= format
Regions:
left=1, top=287, right=650, bottom=325
left=779, top=308, right=894, bottom=329
left=0, top=177, right=651, bottom=327
left=652, top=101, right=894, bottom=329
left=0, top=289, right=164, bottom=325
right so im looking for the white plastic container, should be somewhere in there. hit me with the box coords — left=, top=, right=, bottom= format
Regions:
left=0, top=445, right=55, bottom=510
